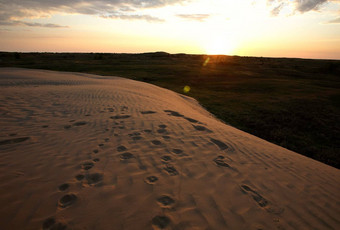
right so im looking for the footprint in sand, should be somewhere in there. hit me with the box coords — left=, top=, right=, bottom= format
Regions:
left=151, top=140, right=162, bottom=145
left=213, top=156, right=230, bottom=168
left=75, top=174, right=84, bottom=181
left=132, top=136, right=142, bottom=141
left=81, top=162, right=94, bottom=170
left=73, top=121, right=87, bottom=126
left=117, top=145, right=127, bottom=152
left=93, top=158, right=100, bottom=162
left=210, top=138, right=228, bottom=150
left=152, top=216, right=171, bottom=229
left=58, top=183, right=69, bottom=191
left=157, top=195, right=175, bottom=208
left=241, top=185, right=268, bottom=208
left=164, top=110, right=184, bottom=117
left=144, top=129, right=152, bottom=133
left=163, top=165, right=179, bottom=176
left=165, top=110, right=202, bottom=124
left=241, top=185, right=286, bottom=215
left=183, top=117, right=200, bottom=124
left=110, top=115, right=130, bottom=119
left=120, top=106, right=128, bottom=112
left=42, top=125, right=49, bottom=128
left=145, top=176, right=158, bottom=184
left=162, top=135, right=170, bottom=140
left=161, top=155, right=172, bottom=162
left=128, top=132, right=141, bottom=136
left=64, top=125, right=71, bottom=129
left=85, top=173, right=103, bottom=185
left=157, top=129, right=167, bottom=134
left=120, top=152, right=134, bottom=160
left=42, top=217, right=66, bottom=230
left=128, top=132, right=142, bottom=141
left=172, top=149, right=183, bottom=155
left=192, top=125, right=212, bottom=132
left=141, top=111, right=157, bottom=114
left=159, top=124, right=167, bottom=129
left=58, top=194, right=77, bottom=208
left=93, top=149, right=99, bottom=154
left=0, top=137, right=30, bottom=145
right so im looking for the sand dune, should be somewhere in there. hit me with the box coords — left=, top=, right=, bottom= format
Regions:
left=0, top=68, right=339, bottom=230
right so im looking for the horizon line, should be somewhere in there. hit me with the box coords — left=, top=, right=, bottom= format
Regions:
left=1, top=51, right=339, bottom=61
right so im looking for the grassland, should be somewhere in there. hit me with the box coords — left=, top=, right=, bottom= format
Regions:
left=1, top=52, right=339, bottom=168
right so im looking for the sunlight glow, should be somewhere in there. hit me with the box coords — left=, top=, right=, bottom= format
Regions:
left=0, top=0, right=339, bottom=59
left=205, top=37, right=236, bottom=55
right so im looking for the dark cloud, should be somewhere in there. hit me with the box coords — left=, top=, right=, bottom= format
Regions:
left=267, top=0, right=329, bottom=15
left=0, top=0, right=187, bottom=27
left=295, top=0, right=327, bottom=12
left=176, top=14, right=210, bottom=21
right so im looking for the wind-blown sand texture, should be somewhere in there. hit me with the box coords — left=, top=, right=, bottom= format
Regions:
left=0, top=68, right=339, bottom=230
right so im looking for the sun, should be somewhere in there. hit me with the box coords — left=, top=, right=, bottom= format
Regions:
left=205, top=37, right=236, bottom=55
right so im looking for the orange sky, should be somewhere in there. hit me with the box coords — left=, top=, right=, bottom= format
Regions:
left=0, top=0, right=339, bottom=59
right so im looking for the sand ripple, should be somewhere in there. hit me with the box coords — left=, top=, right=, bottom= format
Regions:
left=0, top=68, right=339, bottom=230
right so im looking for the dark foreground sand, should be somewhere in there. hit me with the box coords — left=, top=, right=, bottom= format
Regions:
left=0, top=68, right=339, bottom=230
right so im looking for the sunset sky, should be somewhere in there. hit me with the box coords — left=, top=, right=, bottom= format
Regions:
left=0, top=0, right=339, bottom=59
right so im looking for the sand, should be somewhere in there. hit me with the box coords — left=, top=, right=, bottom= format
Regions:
left=0, top=68, right=339, bottom=230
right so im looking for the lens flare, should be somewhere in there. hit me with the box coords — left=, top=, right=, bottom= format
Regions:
left=183, top=85, right=191, bottom=93
left=203, top=57, right=210, bottom=66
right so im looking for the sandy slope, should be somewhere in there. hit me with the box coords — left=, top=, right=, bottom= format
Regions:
left=0, top=68, right=339, bottom=230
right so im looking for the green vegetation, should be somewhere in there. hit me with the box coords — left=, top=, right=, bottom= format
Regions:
left=1, top=52, right=339, bottom=168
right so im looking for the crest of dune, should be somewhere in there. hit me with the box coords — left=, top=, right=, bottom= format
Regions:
left=0, top=68, right=339, bottom=230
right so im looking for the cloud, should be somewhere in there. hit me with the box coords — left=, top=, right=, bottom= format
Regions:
left=270, top=2, right=286, bottom=16
left=176, top=14, right=211, bottom=21
left=324, top=16, right=340, bottom=23
left=0, top=0, right=187, bottom=27
left=0, top=20, right=68, bottom=28
left=295, top=0, right=327, bottom=12
left=19, top=22, right=68, bottom=28
left=102, top=14, right=164, bottom=22
left=267, top=0, right=330, bottom=15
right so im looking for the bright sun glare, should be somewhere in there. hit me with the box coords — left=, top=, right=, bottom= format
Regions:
left=205, top=37, right=235, bottom=55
